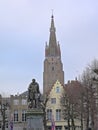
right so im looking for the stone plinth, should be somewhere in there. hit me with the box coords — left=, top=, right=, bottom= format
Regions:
left=26, top=108, right=44, bottom=130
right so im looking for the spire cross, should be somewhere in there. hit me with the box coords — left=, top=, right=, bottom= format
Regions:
left=52, top=9, right=53, bottom=15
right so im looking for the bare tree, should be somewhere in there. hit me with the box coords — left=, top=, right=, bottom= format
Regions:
left=80, top=59, right=98, bottom=130
left=61, top=80, right=83, bottom=130
left=0, top=95, right=10, bottom=130
left=61, top=91, right=71, bottom=130
left=41, top=94, right=49, bottom=130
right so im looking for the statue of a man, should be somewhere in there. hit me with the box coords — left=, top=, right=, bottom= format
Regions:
left=28, top=79, right=40, bottom=108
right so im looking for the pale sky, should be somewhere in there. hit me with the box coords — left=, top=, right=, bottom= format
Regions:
left=0, top=0, right=98, bottom=96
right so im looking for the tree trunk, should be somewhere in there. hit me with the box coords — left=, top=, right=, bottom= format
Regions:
left=81, top=113, right=83, bottom=130
left=68, top=118, right=70, bottom=130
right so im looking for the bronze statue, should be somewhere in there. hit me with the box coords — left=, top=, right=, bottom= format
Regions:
left=28, top=79, right=41, bottom=108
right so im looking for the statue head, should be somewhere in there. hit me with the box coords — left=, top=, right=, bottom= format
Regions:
left=32, top=79, right=35, bottom=83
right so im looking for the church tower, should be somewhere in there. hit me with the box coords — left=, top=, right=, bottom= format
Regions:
left=43, top=15, right=64, bottom=94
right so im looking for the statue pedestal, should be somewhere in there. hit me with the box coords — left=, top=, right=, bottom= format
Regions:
left=26, top=108, right=44, bottom=130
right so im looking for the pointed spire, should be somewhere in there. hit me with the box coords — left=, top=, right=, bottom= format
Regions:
left=50, top=14, right=56, bottom=37
left=45, top=14, right=61, bottom=58
left=49, top=14, right=57, bottom=56
left=50, top=13, right=55, bottom=32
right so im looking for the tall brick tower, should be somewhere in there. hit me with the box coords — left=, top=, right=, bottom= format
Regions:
left=43, top=15, right=64, bottom=94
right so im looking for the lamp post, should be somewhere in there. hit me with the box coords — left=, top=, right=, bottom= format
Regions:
left=0, top=103, right=8, bottom=130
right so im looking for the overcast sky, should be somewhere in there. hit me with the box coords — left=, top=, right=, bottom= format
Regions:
left=0, top=0, right=98, bottom=96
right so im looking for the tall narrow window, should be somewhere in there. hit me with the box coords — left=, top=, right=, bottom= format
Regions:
left=52, top=66, right=54, bottom=71
left=0, top=123, right=1, bottom=128
left=56, top=109, right=61, bottom=121
left=5, top=122, right=8, bottom=128
left=14, top=110, right=18, bottom=122
left=22, top=110, right=26, bottom=122
left=47, top=109, right=52, bottom=120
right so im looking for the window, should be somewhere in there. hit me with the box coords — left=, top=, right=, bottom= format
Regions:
left=0, top=123, right=1, bottom=128
left=22, top=99, right=27, bottom=105
left=52, top=66, right=54, bottom=71
left=55, top=126, right=62, bottom=130
left=14, top=110, right=18, bottom=122
left=22, top=110, right=26, bottom=122
left=51, top=98, right=56, bottom=104
left=65, top=126, right=68, bottom=130
left=14, top=99, right=19, bottom=105
left=56, top=109, right=61, bottom=121
left=47, top=109, right=52, bottom=120
left=5, top=122, right=8, bottom=128
left=56, top=86, right=60, bottom=93
left=47, top=126, right=51, bottom=130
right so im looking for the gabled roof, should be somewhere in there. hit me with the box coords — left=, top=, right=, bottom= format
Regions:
left=46, top=80, right=65, bottom=96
